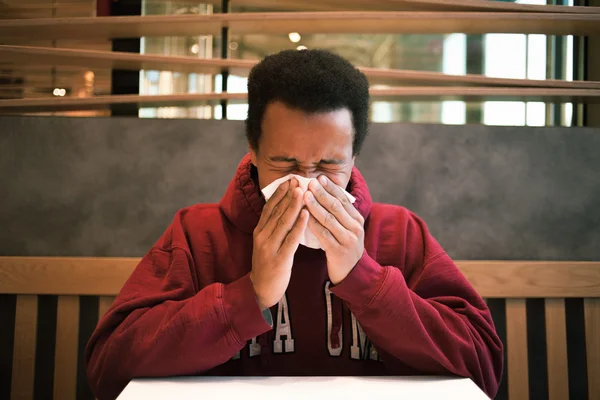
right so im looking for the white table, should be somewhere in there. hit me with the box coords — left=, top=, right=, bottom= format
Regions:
left=117, top=376, right=490, bottom=400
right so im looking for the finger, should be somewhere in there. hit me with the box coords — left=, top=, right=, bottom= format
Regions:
left=317, top=175, right=364, bottom=225
left=307, top=214, right=340, bottom=250
left=304, top=190, right=348, bottom=244
left=260, top=184, right=298, bottom=242
left=278, top=209, right=310, bottom=257
left=308, top=178, right=361, bottom=233
left=256, top=180, right=290, bottom=233
left=268, top=186, right=304, bottom=244
left=257, top=179, right=298, bottom=234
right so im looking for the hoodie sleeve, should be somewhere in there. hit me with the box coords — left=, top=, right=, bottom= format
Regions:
left=84, top=210, right=272, bottom=400
left=329, top=210, right=503, bottom=399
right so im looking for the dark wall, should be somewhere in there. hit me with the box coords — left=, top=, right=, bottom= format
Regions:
left=1, top=117, right=247, bottom=257
left=359, top=123, right=600, bottom=261
left=1, top=116, right=599, bottom=260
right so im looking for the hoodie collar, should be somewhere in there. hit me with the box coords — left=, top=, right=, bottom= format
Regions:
left=219, top=153, right=372, bottom=234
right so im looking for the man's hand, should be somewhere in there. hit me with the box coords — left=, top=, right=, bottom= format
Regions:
left=304, top=175, right=365, bottom=285
left=250, top=178, right=309, bottom=310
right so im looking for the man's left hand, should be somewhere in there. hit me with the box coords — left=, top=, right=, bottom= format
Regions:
left=304, top=175, right=365, bottom=285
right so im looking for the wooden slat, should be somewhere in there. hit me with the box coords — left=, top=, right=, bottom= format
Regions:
left=0, top=257, right=137, bottom=296
left=3, top=45, right=600, bottom=90
left=1, top=2, right=92, bottom=11
left=1, top=88, right=600, bottom=114
left=361, top=66, right=600, bottom=90
left=5, top=0, right=599, bottom=14
left=125, top=0, right=600, bottom=13
left=506, top=298, right=529, bottom=400
left=369, top=87, right=600, bottom=103
left=1, top=257, right=600, bottom=298
left=0, top=93, right=246, bottom=114
left=584, top=298, right=600, bottom=400
left=457, top=261, right=600, bottom=298
left=0, top=8, right=93, bottom=20
left=0, top=0, right=95, bottom=19
left=1, top=12, right=600, bottom=41
left=11, top=295, right=38, bottom=400
left=0, top=45, right=254, bottom=77
left=53, top=295, right=79, bottom=400
left=98, top=296, right=115, bottom=321
left=387, top=0, right=600, bottom=13
left=545, top=298, right=569, bottom=400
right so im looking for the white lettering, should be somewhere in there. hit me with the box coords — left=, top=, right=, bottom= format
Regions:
left=350, top=313, right=366, bottom=360
left=249, top=336, right=261, bottom=357
left=370, top=347, right=380, bottom=361
left=351, top=313, right=378, bottom=360
left=273, top=295, right=294, bottom=353
left=325, top=282, right=343, bottom=356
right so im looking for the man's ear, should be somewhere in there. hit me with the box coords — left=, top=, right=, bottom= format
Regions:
left=249, top=144, right=258, bottom=166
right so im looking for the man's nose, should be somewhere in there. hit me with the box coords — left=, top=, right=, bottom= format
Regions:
left=294, top=170, right=320, bottom=180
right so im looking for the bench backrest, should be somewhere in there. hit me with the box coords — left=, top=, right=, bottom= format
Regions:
left=1, top=257, right=599, bottom=400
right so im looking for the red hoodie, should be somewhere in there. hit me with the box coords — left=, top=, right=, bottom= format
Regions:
left=85, top=154, right=503, bottom=399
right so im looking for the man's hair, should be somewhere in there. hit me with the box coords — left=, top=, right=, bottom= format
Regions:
left=245, top=49, right=370, bottom=156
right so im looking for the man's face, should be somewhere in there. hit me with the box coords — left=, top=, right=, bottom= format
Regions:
left=250, top=101, right=355, bottom=191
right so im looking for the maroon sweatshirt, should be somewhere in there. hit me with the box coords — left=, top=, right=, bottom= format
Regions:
left=85, top=154, right=503, bottom=399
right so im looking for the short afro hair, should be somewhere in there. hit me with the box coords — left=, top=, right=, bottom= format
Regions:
left=245, top=49, right=370, bottom=156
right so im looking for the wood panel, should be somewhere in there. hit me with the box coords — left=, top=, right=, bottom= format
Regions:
left=2, top=257, right=600, bottom=297
left=506, top=298, right=529, bottom=400
left=1, top=12, right=599, bottom=41
left=98, top=296, right=115, bottom=322
left=545, top=298, right=569, bottom=400
left=10, top=295, right=38, bottom=400
left=584, top=298, right=600, bottom=400
left=3, top=45, right=600, bottom=90
left=53, top=295, right=79, bottom=400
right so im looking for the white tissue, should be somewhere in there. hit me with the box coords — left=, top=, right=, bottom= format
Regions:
left=261, top=174, right=356, bottom=249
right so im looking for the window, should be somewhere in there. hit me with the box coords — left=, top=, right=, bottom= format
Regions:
left=138, top=0, right=577, bottom=126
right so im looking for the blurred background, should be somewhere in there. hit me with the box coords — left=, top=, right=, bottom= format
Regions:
left=0, top=0, right=590, bottom=126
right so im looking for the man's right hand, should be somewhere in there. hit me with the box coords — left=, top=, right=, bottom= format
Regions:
left=250, top=178, right=308, bottom=311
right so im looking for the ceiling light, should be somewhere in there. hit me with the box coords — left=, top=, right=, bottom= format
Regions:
left=53, top=88, right=66, bottom=97
left=296, top=45, right=308, bottom=51
left=288, top=32, right=301, bottom=43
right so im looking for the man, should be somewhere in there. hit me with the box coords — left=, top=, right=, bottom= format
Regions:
left=85, top=49, right=503, bottom=399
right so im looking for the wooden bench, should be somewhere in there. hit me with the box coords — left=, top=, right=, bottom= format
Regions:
left=1, top=257, right=599, bottom=400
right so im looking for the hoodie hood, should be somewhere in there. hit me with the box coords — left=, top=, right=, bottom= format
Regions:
left=219, top=153, right=373, bottom=234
